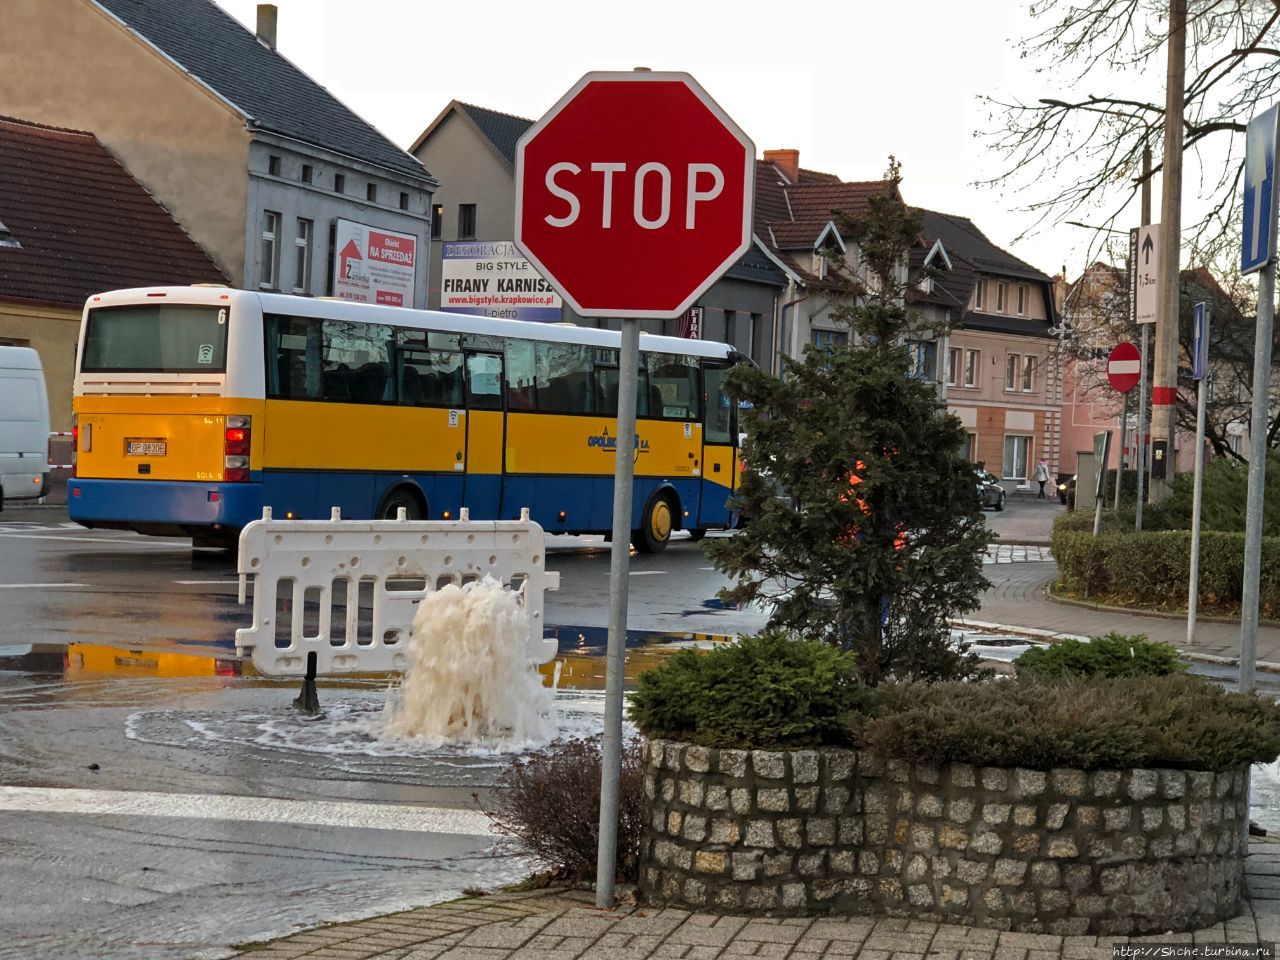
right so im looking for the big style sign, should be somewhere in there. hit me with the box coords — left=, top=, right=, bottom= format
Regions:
left=514, top=71, right=755, bottom=319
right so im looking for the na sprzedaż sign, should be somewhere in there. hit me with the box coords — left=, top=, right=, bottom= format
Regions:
left=333, top=218, right=417, bottom=307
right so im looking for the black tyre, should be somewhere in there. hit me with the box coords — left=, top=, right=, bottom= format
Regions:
left=633, top=494, right=675, bottom=554
left=993, top=492, right=1006, bottom=512
left=379, top=486, right=425, bottom=520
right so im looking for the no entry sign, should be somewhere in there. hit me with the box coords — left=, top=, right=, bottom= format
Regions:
left=514, top=71, right=755, bottom=319
left=1107, top=342, right=1141, bottom=393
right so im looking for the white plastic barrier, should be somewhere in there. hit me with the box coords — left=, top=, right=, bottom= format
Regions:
left=235, top=507, right=560, bottom=677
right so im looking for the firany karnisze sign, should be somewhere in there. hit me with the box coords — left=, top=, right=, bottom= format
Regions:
left=333, top=218, right=418, bottom=307
left=440, top=241, right=562, bottom=322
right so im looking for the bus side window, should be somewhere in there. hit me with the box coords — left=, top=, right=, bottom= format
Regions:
left=322, top=319, right=392, bottom=404
left=594, top=351, right=648, bottom=418
left=703, top=364, right=733, bottom=444
left=505, top=339, right=537, bottom=410
left=535, top=342, right=594, bottom=414
left=646, top=353, right=700, bottom=420
left=396, top=330, right=463, bottom=407
left=266, top=314, right=321, bottom=400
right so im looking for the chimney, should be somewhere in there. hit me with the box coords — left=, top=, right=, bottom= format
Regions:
left=764, top=149, right=800, bottom=184
left=256, top=4, right=278, bottom=50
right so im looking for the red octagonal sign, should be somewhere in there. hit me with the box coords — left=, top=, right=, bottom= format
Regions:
left=515, top=72, right=755, bottom=319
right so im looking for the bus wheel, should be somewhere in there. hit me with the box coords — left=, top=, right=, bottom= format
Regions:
left=379, top=486, right=425, bottom=520
left=686, top=527, right=707, bottom=542
left=634, top=494, right=674, bottom=554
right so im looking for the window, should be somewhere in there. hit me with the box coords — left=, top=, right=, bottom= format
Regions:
left=293, top=218, right=313, bottom=295
left=646, top=353, right=700, bottom=420
left=593, top=350, right=649, bottom=418
left=703, top=365, right=734, bottom=444
left=965, top=433, right=977, bottom=461
left=301, top=164, right=313, bottom=185
left=535, top=341, right=594, bottom=413
left=1003, top=435, right=1032, bottom=482
left=431, top=204, right=443, bottom=239
left=366, top=183, right=378, bottom=203
left=996, top=282, right=1008, bottom=312
left=83, top=305, right=228, bottom=373
left=260, top=211, right=280, bottom=289
left=466, top=352, right=504, bottom=410
left=964, top=349, right=980, bottom=388
left=458, top=203, right=477, bottom=239
left=908, top=341, right=938, bottom=381
left=505, top=338, right=537, bottom=410
left=946, top=347, right=961, bottom=386
left=334, top=173, right=345, bottom=194
left=397, top=330, right=463, bottom=407
left=321, top=319, right=393, bottom=403
left=268, top=154, right=281, bottom=177
left=1017, top=284, right=1028, bottom=316
left=266, top=315, right=321, bottom=399
left=974, top=279, right=987, bottom=310
left=399, top=191, right=410, bottom=211
left=811, top=329, right=848, bottom=349
left=1021, top=354, right=1035, bottom=392
left=1005, top=353, right=1019, bottom=391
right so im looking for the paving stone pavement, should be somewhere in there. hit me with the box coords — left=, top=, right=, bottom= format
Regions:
left=233, top=841, right=1280, bottom=960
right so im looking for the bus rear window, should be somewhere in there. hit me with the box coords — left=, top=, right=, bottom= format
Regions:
left=82, top=305, right=229, bottom=373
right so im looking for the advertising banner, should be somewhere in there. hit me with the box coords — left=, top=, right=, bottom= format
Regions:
left=441, top=241, right=562, bottom=322
left=333, top=218, right=417, bottom=307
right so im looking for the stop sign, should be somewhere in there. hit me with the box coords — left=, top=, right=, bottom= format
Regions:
left=1107, top=342, right=1141, bottom=393
left=514, top=72, right=755, bottom=319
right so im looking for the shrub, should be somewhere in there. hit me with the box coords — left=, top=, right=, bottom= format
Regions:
left=852, top=673, right=1280, bottom=771
left=1014, top=633, right=1185, bottom=678
left=484, top=736, right=644, bottom=881
left=1144, top=453, right=1280, bottom=536
left=1052, top=527, right=1280, bottom=617
left=628, top=631, right=871, bottom=748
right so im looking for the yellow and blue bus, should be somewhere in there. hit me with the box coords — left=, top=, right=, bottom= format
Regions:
left=69, top=286, right=745, bottom=551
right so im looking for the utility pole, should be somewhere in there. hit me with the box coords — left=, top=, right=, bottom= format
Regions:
left=1135, top=146, right=1153, bottom=529
left=1151, top=0, right=1186, bottom=501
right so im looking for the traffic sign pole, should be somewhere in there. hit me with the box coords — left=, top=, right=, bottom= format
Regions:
left=596, top=317, right=639, bottom=906
left=1115, top=393, right=1129, bottom=511
left=1135, top=325, right=1149, bottom=530
left=1187, top=303, right=1210, bottom=646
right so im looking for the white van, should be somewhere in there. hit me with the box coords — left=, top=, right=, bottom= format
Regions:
left=0, top=347, right=50, bottom=510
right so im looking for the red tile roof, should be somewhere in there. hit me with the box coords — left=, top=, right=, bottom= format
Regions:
left=0, top=116, right=225, bottom=308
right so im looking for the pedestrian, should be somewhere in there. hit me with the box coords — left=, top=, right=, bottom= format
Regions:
left=1033, top=458, right=1050, bottom=499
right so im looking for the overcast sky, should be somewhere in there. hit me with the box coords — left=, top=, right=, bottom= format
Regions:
left=219, top=0, right=1205, bottom=279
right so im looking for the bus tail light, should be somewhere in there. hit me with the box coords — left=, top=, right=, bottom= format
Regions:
left=224, top=416, right=251, bottom=481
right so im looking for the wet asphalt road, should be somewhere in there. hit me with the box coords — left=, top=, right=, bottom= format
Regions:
left=0, top=508, right=764, bottom=960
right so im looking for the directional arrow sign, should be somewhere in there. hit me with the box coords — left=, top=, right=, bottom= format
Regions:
left=1242, top=103, right=1279, bottom=275
left=1135, top=223, right=1160, bottom=324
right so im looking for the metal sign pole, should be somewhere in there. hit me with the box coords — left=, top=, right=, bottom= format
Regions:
left=1092, top=431, right=1112, bottom=536
left=1115, top=392, right=1129, bottom=511
left=1187, top=304, right=1210, bottom=646
left=1240, top=267, right=1275, bottom=693
left=596, top=317, right=639, bottom=906
left=1135, top=324, right=1149, bottom=530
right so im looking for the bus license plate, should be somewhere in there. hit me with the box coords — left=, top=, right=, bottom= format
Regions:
left=126, top=440, right=167, bottom=457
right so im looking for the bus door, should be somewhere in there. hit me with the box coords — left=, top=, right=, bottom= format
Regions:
left=462, top=350, right=505, bottom=519
left=698, top=362, right=737, bottom=528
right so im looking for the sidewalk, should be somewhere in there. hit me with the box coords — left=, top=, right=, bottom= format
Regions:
left=975, top=561, right=1280, bottom=664
left=233, top=841, right=1280, bottom=960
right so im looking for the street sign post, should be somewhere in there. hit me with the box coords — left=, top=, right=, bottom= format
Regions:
left=1134, top=225, right=1160, bottom=325
left=1240, top=103, right=1280, bottom=692
left=514, top=71, right=754, bottom=906
left=1187, top=302, right=1210, bottom=646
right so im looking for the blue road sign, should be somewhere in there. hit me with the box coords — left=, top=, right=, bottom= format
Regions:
left=1242, top=103, right=1280, bottom=275
left=1192, top=302, right=1210, bottom=380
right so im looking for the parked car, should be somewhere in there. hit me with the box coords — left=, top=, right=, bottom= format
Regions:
left=976, top=469, right=1006, bottom=511
left=0, top=346, right=50, bottom=510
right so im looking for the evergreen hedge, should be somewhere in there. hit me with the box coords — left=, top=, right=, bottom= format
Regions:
left=1051, top=522, right=1280, bottom=618
left=1014, top=633, right=1185, bottom=678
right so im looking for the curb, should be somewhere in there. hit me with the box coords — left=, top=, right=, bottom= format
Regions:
left=950, top=616, right=1280, bottom=675
left=1044, top=582, right=1280, bottom=630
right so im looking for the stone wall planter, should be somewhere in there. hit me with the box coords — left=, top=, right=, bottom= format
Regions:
left=639, top=740, right=1246, bottom=935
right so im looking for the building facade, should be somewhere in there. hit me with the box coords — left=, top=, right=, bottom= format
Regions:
left=4, top=0, right=437, bottom=305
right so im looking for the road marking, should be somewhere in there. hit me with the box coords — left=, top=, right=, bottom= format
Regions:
left=0, top=786, right=499, bottom=837
left=0, top=582, right=90, bottom=589
left=629, top=570, right=665, bottom=576
left=0, top=533, right=181, bottom=546
left=174, top=579, right=239, bottom=585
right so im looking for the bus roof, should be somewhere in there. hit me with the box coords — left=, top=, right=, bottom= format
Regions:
left=85, top=287, right=740, bottom=361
